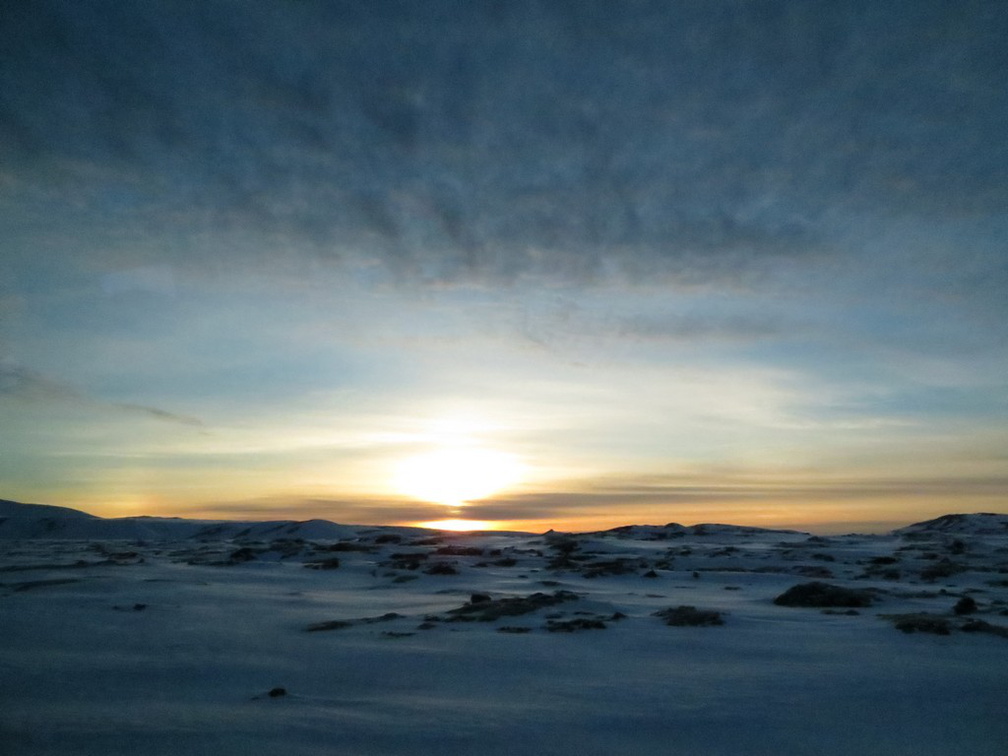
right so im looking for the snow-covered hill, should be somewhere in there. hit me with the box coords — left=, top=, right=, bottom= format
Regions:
left=894, top=512, right=1008, bottom=536
left=0, top=498, right=97, bottom=520
left=0, top=499, right=360, bottom=541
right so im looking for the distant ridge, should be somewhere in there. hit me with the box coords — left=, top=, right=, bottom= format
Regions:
left=0, top=499, right=357, bottom=541
left=895, top=512, right=1008, bottom=536
left=599, top=523, right=805, bottom=539
left=0, top=499, right=97, bottom=519
left=2, top=499, right=1005, bottom=540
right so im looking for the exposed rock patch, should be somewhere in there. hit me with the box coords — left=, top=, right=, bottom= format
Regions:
left=446, top=590, right=579, bottom=622
left=773, top=582, right=874, bottom=608
left=654, top=606, right=725, bottom=626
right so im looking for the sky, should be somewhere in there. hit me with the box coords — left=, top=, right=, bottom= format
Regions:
left=2, top=0, right=1007, bottom=533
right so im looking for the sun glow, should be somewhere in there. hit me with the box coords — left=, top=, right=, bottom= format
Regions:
left=416, top=518, right=502, bottom=532
left=393, top=446, right=523, bottom=508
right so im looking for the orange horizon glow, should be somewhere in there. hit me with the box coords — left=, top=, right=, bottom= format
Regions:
left=20, top=483, right=1007, bottom=537
left=413, top=518, right=505, bottom=532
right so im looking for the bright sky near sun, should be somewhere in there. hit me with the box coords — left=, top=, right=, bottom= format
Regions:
left=1, top=1, right=1007, bottom=532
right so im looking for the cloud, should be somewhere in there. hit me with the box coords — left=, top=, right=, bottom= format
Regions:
left=3, top=1, right=1006, bottom=287
left=184, top=497, right=444, bottom=524
left=111, top=403, right=204, bottom=428
left=613, top=313, right=786, bottom=343
left=0, top=364, right=79, bottom=401
left=100, top=266, right=177, bottom=296
left=466, top=475, right=1008, bottom=524
left=0, top=363, right=203, bottom=428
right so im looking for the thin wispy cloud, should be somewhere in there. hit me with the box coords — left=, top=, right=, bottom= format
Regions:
left=0, top=363, right=204, bottom=428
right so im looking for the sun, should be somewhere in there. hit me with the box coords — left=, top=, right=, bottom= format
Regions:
left=393, top=446, right=522, bottom=509
left=416, top=519, right=500, bottom=532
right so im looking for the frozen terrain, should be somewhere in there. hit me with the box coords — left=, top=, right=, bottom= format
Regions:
left=2, top=501, right=1007, bottom=755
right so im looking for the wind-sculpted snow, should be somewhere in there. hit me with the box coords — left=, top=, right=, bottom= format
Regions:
left=2, top=502, right=1008, bottom=754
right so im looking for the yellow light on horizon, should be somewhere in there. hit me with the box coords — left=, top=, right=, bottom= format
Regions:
left=393, top=446, right=523, bottom=508
left=415, top=518, right=502, bottom=532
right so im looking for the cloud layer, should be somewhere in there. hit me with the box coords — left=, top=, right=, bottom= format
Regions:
left=3, top=1, right=1006, bottom=287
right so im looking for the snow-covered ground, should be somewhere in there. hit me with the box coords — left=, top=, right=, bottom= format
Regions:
left=2, top=502, right=1007, bottom=755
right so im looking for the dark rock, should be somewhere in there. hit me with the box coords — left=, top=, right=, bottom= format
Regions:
left=424, top=562, right=458, bottom=575
left=228, top=547, right=259, bottom=563
left=321, top=541, right=374, bottom=552
left=470, top=593, right=492, bottom=604
left=364, top=612, right=402, bottom=624
left=886, top=613, right=951, bottom=635
left=268, top=687, right=287, bottom=698
left=305, top=619, right=353, bottom=632
left=773, top=582, right=873, bottom=608
left=447, top=590, right=578, bottom=622
left=388, top=551, right=429, bottom=570
left=654, top=606, right=725, bottom=627
left=12, top=578, right=81, bottom=592
left=953, top=596, right=978, bottom=615
left=960, top=619, right=1008, bottom=638
left=870, top=556, right=899, bottom=565
left=304, top=557, right=341, bottom=570
left=548, top=537, right=580, bottom=555
left=582, top=558, right=636, bottom=578
left=546, top=617, right=607, bottom=632
left=794, top=565, right=834, bottom=579
left=305, top=611, right=401, bottom=632
left=920, top=559, right=966, bottom=581
left=435, top=546, right=484, bottom=557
